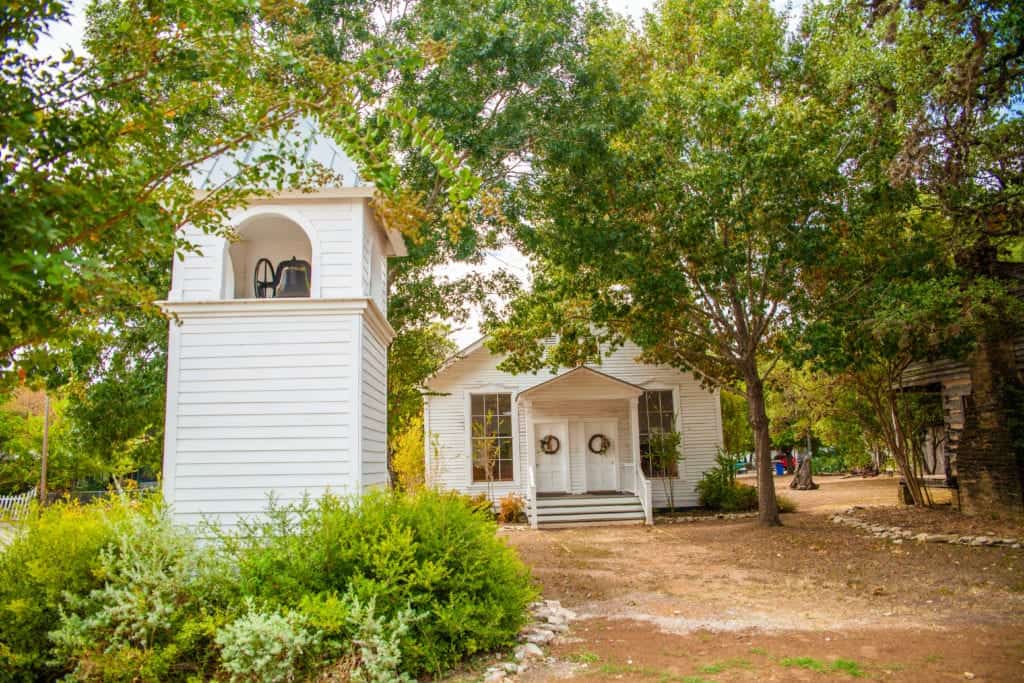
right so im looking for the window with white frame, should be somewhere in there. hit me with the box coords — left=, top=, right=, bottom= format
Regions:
left=470, top=393, right=514, bottom=482
left=639, top=389, right=679, bottom=477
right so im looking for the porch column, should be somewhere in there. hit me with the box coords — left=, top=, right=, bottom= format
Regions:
left=522, top=399, right=538, bottom=528
left=629, top=395, right=653, bottom=524
left=629, top=396, right=642, bottom=493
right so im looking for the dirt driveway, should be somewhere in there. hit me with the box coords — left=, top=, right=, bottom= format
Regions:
left=502, top=477, right=1024, bottom=682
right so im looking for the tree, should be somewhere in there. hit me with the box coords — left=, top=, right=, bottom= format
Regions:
left=721, top=391, right=754, bottom=459
left=294, top=0, right=595, bottom=444
left=487, top=0, right=847, bottom=526
left=805, top=0, right=1024, bottom=514
left=765, top=363, right=824, bottom=489
left=3, top=0, right=487, bottom=489
left=1, top=0, right=479, bottom=369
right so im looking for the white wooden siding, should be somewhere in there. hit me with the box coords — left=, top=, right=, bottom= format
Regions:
left=361, top=208, right=388, bottom=316
left=360, top=318, right=389, bottom=490
left=172, top=226, right=224, bottom=301
left=164, top=307, right=361, bottom=530
left=424, top=341, right=722, bottom=506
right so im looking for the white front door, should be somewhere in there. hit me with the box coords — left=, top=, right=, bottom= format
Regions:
left=585, top=420, right=619, bottom=492
left=534, top=421, right=569, bottom=493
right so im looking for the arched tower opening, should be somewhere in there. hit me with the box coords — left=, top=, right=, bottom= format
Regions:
left=227, top=213, right=313, bottom=299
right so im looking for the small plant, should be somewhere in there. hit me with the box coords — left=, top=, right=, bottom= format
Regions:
left=647, top=428, right=683, bottom=512
left=697, top=452, right=760, bottom=511
left=780, top=656, right=826, bottom=671
left=464, top=491, right=494, bottom=516
left=776, top=494, right=798, bottom=513
left=216, top=601, right=316, bottom=683
left=345, top=595, right=415, bottom=683
left=568, top=650, right=600, bottom=664
left=497, top=493, right=526, bottom=523
left=830, top=658, right=866, bottom=677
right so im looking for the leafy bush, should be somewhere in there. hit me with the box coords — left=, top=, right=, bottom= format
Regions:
left=390, top=416, right=425, bottom=492
left=216, top=602, right=316, bottom=683
left=221, top=489, right=535, bottom=674
left=463, top=491, right=494, bottom=515
left=696, top=452, right=739, bottom=510
left=697, top=453, right=758, bottom=512
left=497, top=492, right=526, bottom=523
left=0, top=489, right=533, bottom=681
left=50, top=506, right=236, bottom=681
left=0, top=497, right=141, bottom=680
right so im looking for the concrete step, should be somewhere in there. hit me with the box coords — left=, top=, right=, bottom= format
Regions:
left=535, top=494, right=645, bottom=527
left=535, top=495, right=639, bottom=509
left=538, top=504, right=643, bottom=516
left=537, top=509, right=645, bottom=525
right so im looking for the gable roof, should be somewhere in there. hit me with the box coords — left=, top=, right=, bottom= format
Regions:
left=431, top=335, right=490, bottom=381
left=515, top=365, right=646, bottom=400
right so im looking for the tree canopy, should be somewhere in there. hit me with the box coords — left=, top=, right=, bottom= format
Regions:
left=487, top=0, right=850, bottom=525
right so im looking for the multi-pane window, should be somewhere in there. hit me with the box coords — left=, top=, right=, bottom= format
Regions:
left=639, top=390, right=678, bottom=477
left=471, top=393, right=514, bottom=482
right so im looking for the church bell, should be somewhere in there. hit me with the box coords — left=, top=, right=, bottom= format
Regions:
left=274, top=257, right=312, bottom=298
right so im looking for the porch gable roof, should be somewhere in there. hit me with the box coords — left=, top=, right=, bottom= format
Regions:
left=516, top=365, right=646, bottom=402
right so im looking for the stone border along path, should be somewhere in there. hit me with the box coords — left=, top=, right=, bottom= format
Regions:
left=499, top=511, right=758, bottom=533
left=830, top=506, right=1023, bottom=548
left=480, top=600, right=577, bottom=683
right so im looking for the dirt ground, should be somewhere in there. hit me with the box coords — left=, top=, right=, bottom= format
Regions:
left=500, top=476, right=1024, bottom=682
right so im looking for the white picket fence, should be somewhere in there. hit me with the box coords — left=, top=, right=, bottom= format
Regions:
left=0, top=489, right=36, bottom=522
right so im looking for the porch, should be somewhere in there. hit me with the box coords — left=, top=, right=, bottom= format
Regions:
left=518, top=366, right=657, bottom=528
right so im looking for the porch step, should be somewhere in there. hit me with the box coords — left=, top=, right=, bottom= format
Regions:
left=535, top=494, right=644, bottom=528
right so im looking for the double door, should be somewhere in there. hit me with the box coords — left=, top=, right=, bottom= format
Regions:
left=533, top=419, right=619, bottom=493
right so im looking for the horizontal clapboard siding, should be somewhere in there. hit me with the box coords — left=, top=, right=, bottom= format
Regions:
left=166, top=309, right=359, bottom=529
left=361, top=319, right=389, bottom=490
left=425, top=341, right=722, bottom=507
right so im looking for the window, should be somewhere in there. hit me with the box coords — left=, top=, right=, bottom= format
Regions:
left=639, top=390, right=679, bottom=477
left=471, top=393, right=514, bottom=482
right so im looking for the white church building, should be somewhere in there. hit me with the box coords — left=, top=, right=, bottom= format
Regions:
left=159, top=134, right=405, bottom=529
left=158, top=128, right=724, bottom=530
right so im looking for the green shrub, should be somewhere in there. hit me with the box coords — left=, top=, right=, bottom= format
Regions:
left=0, top=497, right=141, bottom=680
left=221, top=489, right=536, bottom=675
left=0, top=490, right=534, bottom=681
left=697, top=454, right=763, bottom=512
left=697, top=452, right=741, bottom=509
left=215, top=601, right=317, bottom=683
left=721, top=483, right=759, bottom=512
left=50, top=505, right=234, bottom=681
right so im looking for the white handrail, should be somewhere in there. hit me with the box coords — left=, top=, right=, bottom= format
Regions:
left=634, top=460, right=654, bottom=525
left=527, top=467, right=538, bottom=528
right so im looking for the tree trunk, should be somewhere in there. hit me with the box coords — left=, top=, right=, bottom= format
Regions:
left=790, top=453, right=818, bottom=490
left=745, top=372, right=780, bottom=526
left=957, top=333, right=1024, bottom=517
left=954, top=244, right=1024, bottom=517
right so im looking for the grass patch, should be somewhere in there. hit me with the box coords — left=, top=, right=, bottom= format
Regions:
left=779, top=656, right=867, bottom=677
left=593, top=661, right=710, bottom=682
left=830, top=659, right=866, bottom=677
left=699, top=657, right=751, bottom=674
left=568, top=650, right=600, bottom=664
left=781, top=656, right=827, bottom=671
left=749, top=646, right=769, bottom=656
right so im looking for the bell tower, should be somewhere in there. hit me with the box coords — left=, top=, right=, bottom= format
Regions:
left=158, top=188, right=406, bottom=529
